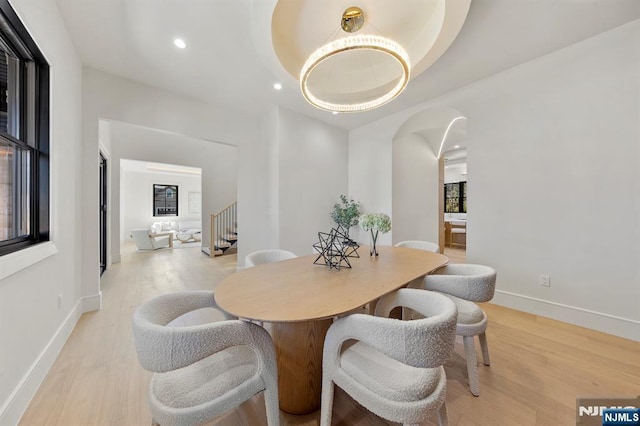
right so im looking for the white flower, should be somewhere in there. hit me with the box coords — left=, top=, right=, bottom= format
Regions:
left=359, top=212, right=391, bottom=234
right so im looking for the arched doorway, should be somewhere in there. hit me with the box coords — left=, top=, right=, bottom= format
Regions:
left=391, top=106, right=467, bottom=252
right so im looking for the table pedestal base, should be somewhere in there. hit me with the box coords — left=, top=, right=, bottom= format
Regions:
left=271, top=319, right=332, bottom=414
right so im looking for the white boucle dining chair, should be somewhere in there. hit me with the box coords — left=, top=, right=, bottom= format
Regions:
left=245, top=249, right=297, bottom=267
left=395, top=240, right=441, bottom=253
left=422, top=264, right=497, bottom=396
left=320, top=288, right=457, bottom=426
left=132, top=291, right=280, bottom=426
left=243, top=249, right=297, bottom=326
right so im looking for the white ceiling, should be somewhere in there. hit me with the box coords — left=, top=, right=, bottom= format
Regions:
left=55, top=0, right=640, bottom=131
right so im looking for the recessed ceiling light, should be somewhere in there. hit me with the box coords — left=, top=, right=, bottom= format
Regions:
left=332, top=111, right=339, bottom=115
left=174, top=38, right=186, bottom=49
left=273, top=83, right=282, bottom=90
left=454, top=145, right=460, bottom=149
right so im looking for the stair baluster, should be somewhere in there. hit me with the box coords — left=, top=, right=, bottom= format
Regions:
left=209, top=201, right=237, bottom=256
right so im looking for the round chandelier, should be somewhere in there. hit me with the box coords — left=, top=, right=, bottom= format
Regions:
left=299, top=7, right=411, bottom=113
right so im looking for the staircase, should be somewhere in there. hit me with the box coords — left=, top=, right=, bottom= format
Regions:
left=208, top=201, right=237, bottom=256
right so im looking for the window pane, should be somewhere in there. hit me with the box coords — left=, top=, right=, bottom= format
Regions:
left=0, top=137, right=30, bottom=241
left=0, top=46, right=20, bottom=139
left=445, top=198, right=459, bottom=213
left=445, top=183, right=459, bottom=198
left=0, top=0, right=50, bottom=256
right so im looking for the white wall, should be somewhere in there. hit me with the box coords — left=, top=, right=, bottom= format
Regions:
left=348, top=120, right=396, bottom=246
left=350, top=20, right=640, bottom=340
left=0, top=0, right=84, bottom=423
left=464, top=20, right=640, bottom=340
left=277, top=107, right=349, bottom=255
left=392, top=133, right=440, bottom=244
left=238, top=107, right=280, bottom=255
left=120, top=167, right=202, bottom=243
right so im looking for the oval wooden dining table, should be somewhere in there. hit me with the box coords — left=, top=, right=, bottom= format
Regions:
left=214, top=245, right=449, bottom=415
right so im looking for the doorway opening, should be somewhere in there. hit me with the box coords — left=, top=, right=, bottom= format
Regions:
left=120, top=159, right=203, bottom=255
left=442, top=147, right=467, bottom=262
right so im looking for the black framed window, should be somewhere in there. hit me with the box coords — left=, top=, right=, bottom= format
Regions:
left=445, top=181, right=466, bottom=213
left=153, top=184, right=178, bottom=216
left=0, top=0, right=50, bottom=256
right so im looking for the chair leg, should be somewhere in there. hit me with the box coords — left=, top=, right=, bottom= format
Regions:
left=320, top=380, right=335, bottom=426
left=479, top=332, right=491, bottom=366
left=463, top=335, right=480, bottom=396
left=437, top=402, right=449, bottom=426
left=263, top=387, right=281, bottom=426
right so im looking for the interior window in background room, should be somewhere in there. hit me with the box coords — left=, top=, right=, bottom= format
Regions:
left=153, top=184, right=178, bottom=216
left=0, top=0, right=50, bottom=256
left=444, top=182, right=467, bottom=213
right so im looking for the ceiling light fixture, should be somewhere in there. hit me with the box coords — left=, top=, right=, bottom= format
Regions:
left=299, top=7, right=410, bottom=113
left=437, top=116, right=467, bottom=159
left=147, top=166, right=201, bottom=175
left=273, top=83, right=282, bottom=90
left=174, top=38, right=186, bottom=49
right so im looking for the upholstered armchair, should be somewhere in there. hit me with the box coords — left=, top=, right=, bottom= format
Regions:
left=132, top=291, right=280, bottom=425
left=130, top=228, right=172, bottom=250
left=320, top=288, right=457, bottom=426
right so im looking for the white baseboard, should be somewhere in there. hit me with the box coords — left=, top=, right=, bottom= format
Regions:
left=81, top=292, right=102, bottom=313
left=492, top=290, right=640, bottom=342
left=0, top=300, right=82, bottom=425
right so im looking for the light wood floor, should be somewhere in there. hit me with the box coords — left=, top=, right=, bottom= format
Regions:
left=20, top=243, right=639, bottom=425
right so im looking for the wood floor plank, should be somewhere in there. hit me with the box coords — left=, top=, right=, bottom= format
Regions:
left=18, top=243, right=639, bottom=426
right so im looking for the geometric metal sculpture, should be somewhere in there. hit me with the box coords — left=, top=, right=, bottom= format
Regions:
left=313, top=226, right=360, bottom=270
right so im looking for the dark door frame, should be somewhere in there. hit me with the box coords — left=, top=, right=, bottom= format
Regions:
left=99, top=152, right=107, bottom=276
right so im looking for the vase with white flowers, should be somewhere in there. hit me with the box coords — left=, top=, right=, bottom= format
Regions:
left=359, top=212, right=391, bottom=257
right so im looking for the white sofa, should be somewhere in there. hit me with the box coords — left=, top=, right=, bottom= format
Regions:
left=150, top=221, right=178, bottom=239
left=150, top=220, right=201, bottom=243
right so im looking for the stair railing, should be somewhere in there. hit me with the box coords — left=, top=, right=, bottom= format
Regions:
left=210, top=201, right=237, bottom=255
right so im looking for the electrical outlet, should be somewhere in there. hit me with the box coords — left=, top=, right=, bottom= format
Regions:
left=58, top=294, right=63, bottom=309
left=540, top=275, right=550, bottom=287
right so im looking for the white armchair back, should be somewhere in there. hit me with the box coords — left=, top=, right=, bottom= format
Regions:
left=130, top=228, right=170, bottom=250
